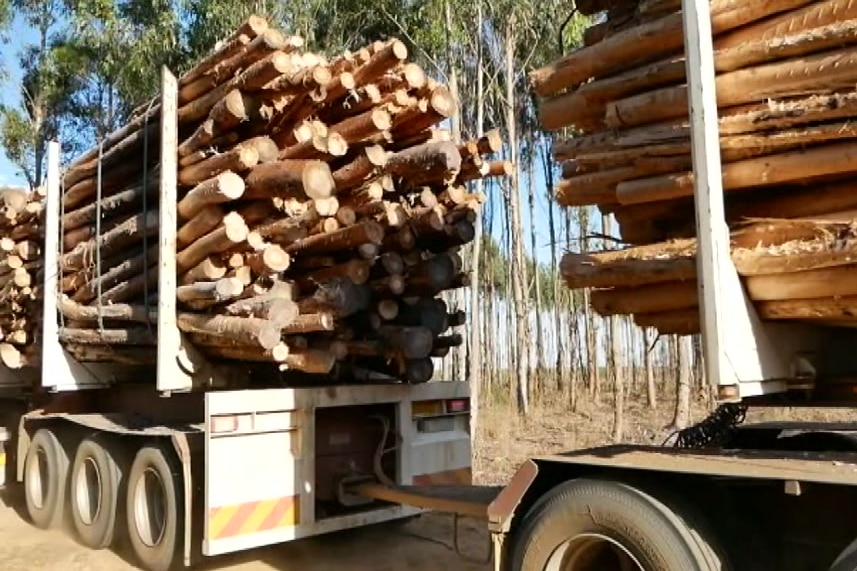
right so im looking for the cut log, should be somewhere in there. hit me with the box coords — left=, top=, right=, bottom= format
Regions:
left=177, top=172, right=245, bottom=220
left=177, top=211, right=249, bottom=272
left=178, top=145, right=259, bottom=187
left=176, top=278, right=245, bottom=304
left=281, top=313, right=335, bottom=334
left=285, top=220, right=384, bottom=255
left=617, top=141, right=857, bottom=205
left=177, top=205, right=224, bottom=249
left=59, top=327, right=156, bottom=346
left=528, top=0, right=813, bottom=96
left=244, top=159, right=335, bottom=201
left=177, top=313, right=282, bottom=350
left=280, top=348, right=336, bottom=374
left=61, top=211, right=159, bottom=272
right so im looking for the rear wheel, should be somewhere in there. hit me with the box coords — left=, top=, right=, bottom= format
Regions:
left=70, top=435, right=127, bottom=549
left=510, top=478, right=731, bottom=571
left=23, top=428, right=70, bottom=530
left=126, top=443, right=183, bottom=571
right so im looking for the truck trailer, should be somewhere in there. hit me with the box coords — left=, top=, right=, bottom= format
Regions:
left=0, top=68, right=472, bottom=571
left=359, top=1, right=857, bottom=570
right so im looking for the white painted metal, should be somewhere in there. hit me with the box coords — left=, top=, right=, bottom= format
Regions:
left=681, top=0, right=818, bottom=399
left=156, top=67, right=192, bottom=393
left=203, top=382, right=470, bottom=556
left=41, top=142, right=108, bottom=391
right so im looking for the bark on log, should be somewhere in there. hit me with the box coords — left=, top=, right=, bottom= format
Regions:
left=529, top=0, right=812, bottom=96
left=177, top=312, right=282, bottom=350
left=177, top=172, right=245, bottom=220
left=61, top=211, right=159, bottom=272
left=285, top=220, right=384, bottom=255
left=177, top=211, right=249, bottom=272
left=244, top=159, right=335, bottom=201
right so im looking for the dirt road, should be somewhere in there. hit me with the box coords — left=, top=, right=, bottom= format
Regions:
left=0, top=490, right=492, bottom=571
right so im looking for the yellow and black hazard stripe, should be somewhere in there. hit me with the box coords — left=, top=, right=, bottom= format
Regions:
left=208, top=495, right=299, bottom=540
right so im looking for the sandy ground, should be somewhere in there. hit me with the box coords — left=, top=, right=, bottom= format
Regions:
left=0, top=487, right=491, bottom=571
left=1, top=395, right=848, bottom=571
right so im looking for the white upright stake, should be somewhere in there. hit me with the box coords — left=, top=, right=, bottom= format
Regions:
left=682, top=0, right=800, bottom=399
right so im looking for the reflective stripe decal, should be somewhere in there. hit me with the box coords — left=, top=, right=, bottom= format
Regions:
left=208, top=496, right=298, bottom=540
left=412, top=467, right=472, bottom=486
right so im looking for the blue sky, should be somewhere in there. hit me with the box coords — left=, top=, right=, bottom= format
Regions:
left=0, top=15, right=37, bottom=188
left=0, top=16, right=574, bottom=267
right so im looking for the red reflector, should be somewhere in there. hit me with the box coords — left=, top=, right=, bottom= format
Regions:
left=447, top=399, right=468, bottom=412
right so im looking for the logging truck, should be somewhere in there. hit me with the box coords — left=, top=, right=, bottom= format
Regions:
left=362, top=2, right=857, bottom=571
left=0, top=69, right=473, bottom=571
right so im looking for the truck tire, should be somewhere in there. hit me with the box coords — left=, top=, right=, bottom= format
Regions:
left=70, top=435, right=126, bottom=549
left=24, top=428, right=70, bottom=530
left=126, top=443, right=183, bottom=571
left=509, top=478, right=731, bottom=571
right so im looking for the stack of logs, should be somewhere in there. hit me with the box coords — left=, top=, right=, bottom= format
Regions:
left=531, top=0, right=857, bottom=335
left=0, top=187, right=44, bottom=368
left=51, top=15, right=510, bottom=382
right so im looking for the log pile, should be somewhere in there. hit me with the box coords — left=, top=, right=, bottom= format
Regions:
left=531, top=0, right=857, bottom=335
left=0, top=186, right=44, bottom=368
left=49, top=15, right=509, bottom=382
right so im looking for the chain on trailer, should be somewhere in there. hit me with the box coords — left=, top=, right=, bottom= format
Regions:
left=665, top=403, right=749, bottom=449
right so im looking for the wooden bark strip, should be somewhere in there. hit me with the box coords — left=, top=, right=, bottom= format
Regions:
left=177, top=205, right=223, bottom=249
left=59, top=296, right=157, bottom=324
left=59, top=327, right=156, bottom=346
left=62, top=178, right=158, bottom=232
left=62, top=122, right=160, bottom=188
left=716, top=0, right=857, bottom=50
left=539, top=57, right=686, bottom=131
left=177, top=312, right=282, bottom=350
left=244, top=159, right=335, bottom=201
left=590, top=281, right=699, bottom=316
left=528, top=0, right=812, bottom=96
left=63, top=344, right=154, bottom=365
left=71, top=248, right=159, bottom=303
left=757, top=296, right=857, bottom=321
left=178, top=145, right=259, bottom=187
left=177, top=172, right=245, bottom=220
left=299, top=260, right=371, bottom=291
left=717, top=19, right=857, bottom=73
left=285, top=220, right=384, bottom=255
left=634, top=309, right=701, bottom=336
left=745, top=265, right=857, bottom=302
left=617, top=141, right=857, bottom=205
left=607, top=45, right=857, bottom=129
left=61, top=211, right=159, bottom=272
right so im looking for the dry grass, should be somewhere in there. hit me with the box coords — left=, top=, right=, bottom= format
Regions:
left=472, top=394, right=857, bottom=486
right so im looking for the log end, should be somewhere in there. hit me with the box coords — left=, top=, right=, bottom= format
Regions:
left=303, top=161, right=336, bottom=200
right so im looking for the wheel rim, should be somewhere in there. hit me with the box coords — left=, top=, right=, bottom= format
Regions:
left=74, top=456, right=103, bottom=526
left=545, top=532, right=645, bottom=571
left=26, top=447, right=49, bottom=510
left=133, top=467, right=167, bottom=547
